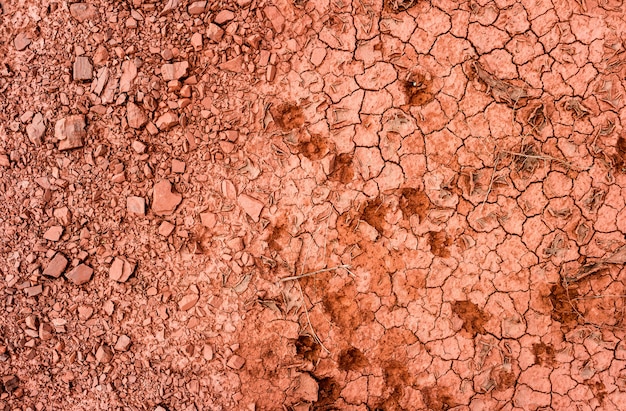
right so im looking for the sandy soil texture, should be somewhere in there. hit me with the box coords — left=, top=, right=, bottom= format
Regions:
left=2, top=0, right=626, bottom=410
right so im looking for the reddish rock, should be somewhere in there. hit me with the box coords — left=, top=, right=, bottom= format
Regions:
left=114, top=335, right=131, bottom=351
left=155, top=112, right=178, bottom=130
left=226, top=354, right=245, bottom=369
left=96, top=344, right=113, bottom=363
left=120, top=60, right=138, bottom=93
left=126, top=196, right=146, bottom=215
left=55, top=115, right=86, bottom=151
left=14, top=33, right=31, bottom=51
left=158, top=221, right=175, bottom=236
left=188, top=1, right=207, bottom=14
left=178, top=293, right=199, bottom=311
left=26, top=113, right=46, bottom=145
left=43, top=253, right=68, bottom=278
left=43, top=226, right=63, bottom=242
left=109, top=257, right=135, bottom=283
left=206, top=23, right=224, bottom=42
left=73, top=56, right=93, bottom=81
left=126, top=102, right=147, bottom=129
left=152, top=180, right=182, bottom=215
left=264, top=6, right=284, bottom=33
left=238, top=194, right=264, bottom=222
left=218, top=55, right=244, bottom=73
left=66, top=264, right=93, bottom=285
left=161, top=61, right=189, bottom=81
left=214, top=10, right=235, bottom=25
left=69, top=3, right=99, bottom=22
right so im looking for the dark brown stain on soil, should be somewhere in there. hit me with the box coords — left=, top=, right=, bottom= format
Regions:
left=362, top=196, right=388, bottom=235
left=328, top=153, right=354, bottom=184
left=398, top=188, right=431, bottom=222
left=271, top=102, right=304, bottom=131
left=548, top=283, right=580, bottom=329
left=402, top=72, right=435, bottom=106
left=493, top=368, right=517, bottom=391
left=323, top=284, right=372, bottom=331
left=587, top=380, right=607, bottom=404
left=421, top=386, right=456, bottom=411
left=452, top=300, right=490, bottom=337
left=338, top=347, right=369, bottom=372
left=267, top=224, right=289, bottom=251
left=428, top=231, right=452, bottom=258
left=312, top=376, right=341, bottom=411
left=298, top=134, right=330, bottom=161
left=532, top=342, right=556, bottom=366
left=296, top=335, right=321, bottom=363
left=614, top=135, right=626, bottom=173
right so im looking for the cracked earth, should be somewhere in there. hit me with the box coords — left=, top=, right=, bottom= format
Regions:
left=1, top=0, right=626, bottom=410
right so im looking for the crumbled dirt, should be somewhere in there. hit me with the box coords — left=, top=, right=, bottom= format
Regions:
left=3, top=0, right=626, bottom=409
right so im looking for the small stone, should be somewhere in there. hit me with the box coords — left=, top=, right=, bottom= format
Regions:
left=73, top=56, right=93, bottom=81
left=179, top=293, right=199, bottom=311
left=114, top=335, right=131, bottom=351
left=120, top=60, right=138, bottom=93
left=188, top=1, right=207, bottom=14
left=44, top=253, right=68, bottom=278
left=191, top=32, right=203, bottom=51
left=219, top=55, right=244, bottom=73
left=310, top=48, right=326, bottom=67
left=266, top=64, right=276, bottom=82
left=14, top=33, right=31, bottom=51
left=200, top=212, right=217, bottom=229
left=131, top=140, right=146, bottom=153
left=264, top=6, right=284, bottom=33
left=65, top=264, right=93, bottom=285
left=55, top=115, right=86, bottom=151
left=95, top=344, right=113, bottom=363
left=155, top=112, right=178, bottom=130
left=69, top=3, right=99, bottom=22
left=126, top=102, right=147, bottom=129
left=152, top=180, right=182, bottom=215
left=25, top=113, right=45, bottom=145
left=43, top=226, right=63, bottom=241
left=238, top=194, right=264, bottom=222
left=93, top=44, right=109, bottom=66
left=203, top=344, right=213, bottom=361
left=78, top=305, right=93, bottom=321
left=171, top=159, right=186, bottom=173
left=2, top=375, right=19, bottom=393
left=206, top=23, right=224, bottom=42
left=158, top=221, right=175, bottom=236
left=54, top=206, right=72, bottom=226
left=161, top=61, right=189, bottom=81
left=39, top=323, right=54, bottom=340
left=226, top=354, right=245, bottom=369
left=126, top=196, right=146, bottom=215
left=25, top=315, right=38, bottom=330
left=25, top=285, right=43, bottom=297
left=214, top=10, right=235, bottom=25
left=0, top=154, right=9, bottom=167
left=109, top=257, right=135, bottom=283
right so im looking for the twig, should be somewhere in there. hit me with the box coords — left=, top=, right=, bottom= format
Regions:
left=481, top=156, right=499, bottom=209
left=279, top=265, right=352, bottom=282
left=500, top=150, right=571, bottom=168
left=296, top=280, right=330, bottom=354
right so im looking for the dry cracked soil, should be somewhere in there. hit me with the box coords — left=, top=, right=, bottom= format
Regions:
left=1, top=0, right=626, bottom=410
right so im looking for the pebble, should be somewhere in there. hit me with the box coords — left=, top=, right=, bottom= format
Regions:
left=95, top=344, right=113, bottom=364
left=191, top=32, right=203, bottom=51
left=132, top=140, right=146, bottom=153
left=126, top=196, right=145, bottom=215
left=69, top=3, right=99, bottom=22
left=158, top=221, right=175, bottom=236
left=43, top=226, right=63, bottom=241
left=109, top=257, right=135, bottom=283
left=200, top=212, right=217, bottom=229
left=155, top=112, right=178, bottom=130
left=237, top=194, right=264, bottom=222
left=178, top=293, right=199, bottom=311
left=264, top=6, right=285, bottom=33
left=188, top=1, right=207, bottom=15
left=25, top=285, right=43, bottom=297
left=65, top=264, right=93, bottom=285
left=39, top=323, right=54, bottom=340
left=206, top=23, right=224, bottom=42
left=73, top=56, right=93, bottom=81
left=26, top=113, right=46, bottom=146
left=218, top=55, right=244, bottom=73
left=43, top=253, right=68, bottom=278
left=171, top=159, right=186, bottom=173
left=14, top=33, right=31, bottom=51
left=54, top=206, right=72, bottom=226
left=226, top=354, right=245, bottom=370
left=127, top=102, right=147, bottom=129
left=152, top=180, right=182, bottom=215
left=55, top=115, right=86, bottom=151
left=120, top=60, right=138, bottom=93
left=161, top=61, right=189, bottom=81
left=0, top=154, right=9, bottom=167
left=214, top=10, right=235, bottom=25
left=114, top=335, right=132, bottom=351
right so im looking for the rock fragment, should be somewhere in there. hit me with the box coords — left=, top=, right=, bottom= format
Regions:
left=161, top=61, right=189, bottom=81
left=219, top=55, right=244, bottom=72
left=158, top=221, right=175, bottom=236
left=226, top=354, right=245, bottom=369
left=73, top=56, right=93, bottom=81
left=55, top=115, right=86, bottom=150
left=66, top=264, right=93, bottom=285
left=206, top=23, right=224, bottom=42
left=126, top=102, right=147, bottom=129
left=214, top=10, right=235, bottom=24
left=43, top=226, right=63, bottom=241
left=26, top=113, right=45, bottom=145
left=264, top=6, right=284, bottom=33
left=69, top=3, right=99, bottom=22
left=188, top=1, right=207, bottom=14
left=126, top=196, right=145, bottom=215
left=95, top=344, right=113, bottom=363
left=114, top=335, right=131, bottom=351
left=109, top=257, right=135, bottom=283
left=14, top=33, right=31, bottom=51
left=39, top=323, right=54, bottom=340
left=152, top=180, right=182, bottom=215
left=120, top=60, right=138, bottom=93
left=178, top=293, right=199, bottom=311
left=155, top=112, right=178, bottom=130
left=238, top=194, right=264, bottom=222
left=43, top=253, right=68, bottom=278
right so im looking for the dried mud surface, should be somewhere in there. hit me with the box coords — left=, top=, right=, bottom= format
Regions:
left=2, top=0, right=626, bottom=410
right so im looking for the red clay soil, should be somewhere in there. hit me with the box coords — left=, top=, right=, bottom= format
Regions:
left=1, top=0, right=626, bottom=410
